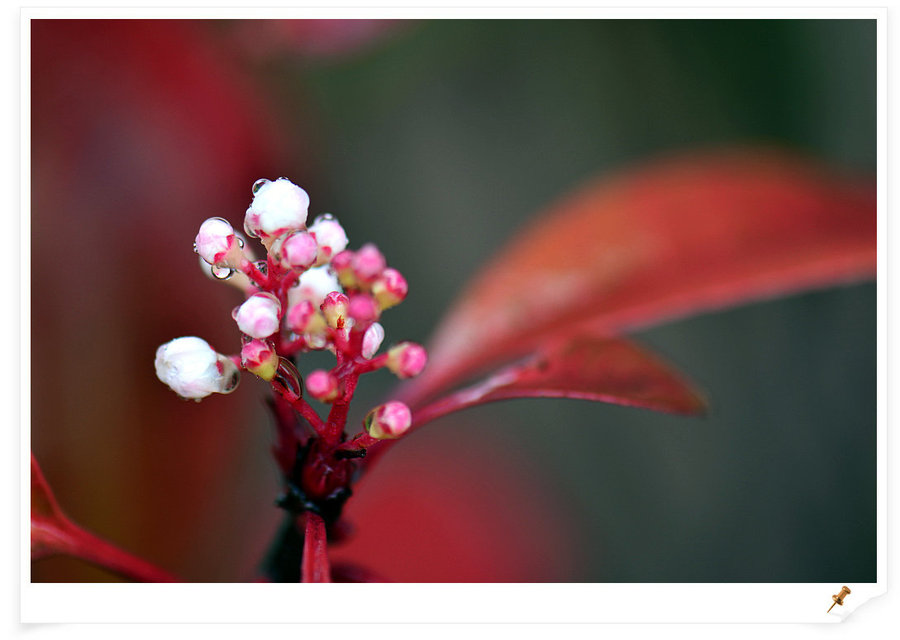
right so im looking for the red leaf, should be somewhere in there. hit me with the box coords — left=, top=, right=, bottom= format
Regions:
left=409, top=335, right=706, bottom=431
left=301, top=513, right=331, bottom=583
left=32, top=19, right=289, bottom=581
left=399, top=148, right=876, bottom=407
left=333, top=428, right=579, bottom=581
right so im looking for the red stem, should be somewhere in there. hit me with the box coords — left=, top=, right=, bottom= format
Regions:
left=239, top=258, right=268, bottom=289
left=271, top=382, right=327, bottom=435
left=301, top=513, right=331, bottom=583
left=65, top=527, right=180, bottom=583
left=353, top=353, right=388, bottom=375
left=325, top=371, right=360, bottom=444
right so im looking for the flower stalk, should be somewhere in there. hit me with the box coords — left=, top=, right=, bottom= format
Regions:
left=154, top=177, right=428, bottom=581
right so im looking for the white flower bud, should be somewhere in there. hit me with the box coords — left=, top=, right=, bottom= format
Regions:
left=194, top=217, right=238, bottom=266
left=234, top=292, right=282, bottom=339
left=244, top=178, right=309, bottom=241
left=155, top=337, right=239, bottom=400
left=362, top=322, right=385, bottom=359
left=309, top=215, right=348, bottom=264
left=288, top=265, right=342, bottom=308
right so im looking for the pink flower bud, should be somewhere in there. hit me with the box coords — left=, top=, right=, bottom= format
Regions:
left=309, top=215, right=349, bottom=265
left=194, top=217, right=241, bottom=266
left=386, top=342, right=428, bottom=379
left=285, top=299, right=316, bottom=333
left=234, top=292, right=282, bottom=339
left=306, top=369, right=340, bottom=403
left=372, top=267, right=408, bottom=310
left=155, top=337, right=240, bottom=399
left=240, top=338, right=279, bottom=381
left=321, top=291, right=350, bottom=329
left=364, top=402, right=412, bottom=440
left=362, top=322, right=385, bottom=359
left=289, top=265, right=342, bottom=308
left=331, top=250, right=357, bottom=288
left=352, top=243, right=387, bottom=284
left=244, top=177, right=309, bottom=242
left=347, top=293, right=380, bottom=326
left=279, top=231, right=319, bottom=270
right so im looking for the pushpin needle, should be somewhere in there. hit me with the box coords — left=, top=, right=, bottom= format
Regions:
left=828, top=586, right=851, bottom=613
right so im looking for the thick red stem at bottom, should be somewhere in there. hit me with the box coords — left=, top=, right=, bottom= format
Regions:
left=301, top=512, right=331, bottom=583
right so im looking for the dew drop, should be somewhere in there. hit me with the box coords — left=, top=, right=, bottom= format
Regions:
left=216, top=355, right=241, bottom=394
left=255, top=260, right=268, bottom=276
left=192, top=242, right=199, bottom=254
left=252, top=178, right=270, bottom=195
left=243, top=219, right=260, bottom=239
left=236, top=235, right=245, bottom=249
left=313, top=213, right=336, bottom=225
left=211, top=265, right=234, bottom=280
left=272, top=357, right=303, bottom=398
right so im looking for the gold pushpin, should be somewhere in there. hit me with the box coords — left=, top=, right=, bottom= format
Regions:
left=827, top=586, right=851, bottom=613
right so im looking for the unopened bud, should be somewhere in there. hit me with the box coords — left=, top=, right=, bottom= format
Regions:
left=362, top=322, right=385, bottom=359
left=386, top=342, right=428, bottom=379
left=285, top=299, right=316, bottom=333
left=234, top=292, right=282, bottom=339
left=278, top=231, right=319, bottom=271
left=194, top=217, right=243, bottom=267
left=244, top=177, right=309, bottom=243
left=241, top=339, right=279, bottom=381
left=364, top=402, right=412, bottom=440
left=155, top=337, right=240, bottom=399
left=309, top=215, right=349, bottom=265
left=306, top=369, right=341, bottom=403
left=290, top=265, right=342, bottom=308
left=372, top=268, right=408, bottom=310
left=331, top=250, right=357, bottom=289
left=352, top=243, right=386, bottom=285
left=321, top=291, right=350, bottom=329
left=347, top=293, right=380, bottom=326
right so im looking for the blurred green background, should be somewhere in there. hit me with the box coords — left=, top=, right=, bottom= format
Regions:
left=32, top=18, right=876, bottom=582
left=291, top=19, right=877, bottom=581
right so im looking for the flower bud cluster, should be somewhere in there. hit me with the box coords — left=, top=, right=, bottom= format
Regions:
left=156, top=177, right=426, bottom=455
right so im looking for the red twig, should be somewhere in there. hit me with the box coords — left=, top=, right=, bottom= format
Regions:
left=301, top=513, right=331, bottom=583
left=66, top=528, right=181, bottom=583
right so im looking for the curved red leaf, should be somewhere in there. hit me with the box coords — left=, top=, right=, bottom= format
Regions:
left=409, top=335, right=706, bottom=431
left=301, top=513, right=331, bottom=583
left=398, top=148, right=876, bottom=407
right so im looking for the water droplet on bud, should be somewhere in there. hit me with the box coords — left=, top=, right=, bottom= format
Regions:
left=312, top=213, right=336, bottom=225
left=243, top=219, right=260, bottom=239
left=236, top=235, right=245, bottom=248
left=252, top=178, right=270, bottom=195
left=211, top=265, right=234, bottom=280
left=272, top=357, right=303, bottom=398
left=216, top=355, right=241, bottom=394
left=255, top=260, right=268, bottom=275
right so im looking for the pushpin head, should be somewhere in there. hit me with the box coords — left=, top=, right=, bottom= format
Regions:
left=827, top=586, right=851, bottom=613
